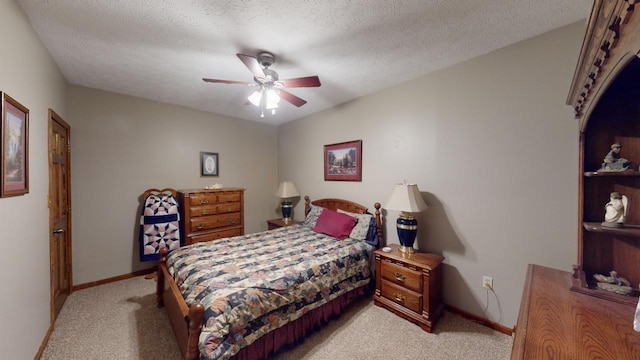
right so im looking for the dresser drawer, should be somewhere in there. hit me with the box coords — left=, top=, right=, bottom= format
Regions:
left=189, top=203, right=240, bottom=217
left=189, top=205, right=218, bottom=217
left=189, top=193, right=218, bottom=206
left=218, top=192, right=241, bottom=203
left=189, top=228, right=243, bottom=243
left=189, top=213, right=241, bottom=233
left=215, top=202, right=241, bottom=214
left=380, top=259, right=422, bottom=293
left=381, top=279, right=422, bottom=313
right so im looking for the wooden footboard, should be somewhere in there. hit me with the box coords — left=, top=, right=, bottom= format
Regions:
left=158, top=247, right=203, bottom=360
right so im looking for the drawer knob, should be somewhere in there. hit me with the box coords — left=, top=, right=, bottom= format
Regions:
left=393, top=292, right=406, bottom=303
left=226, top=197, right=234, bottom=202
left=226, top=207, right=232, bottom=212
left=196, top=224, right=204, bottom=230
left=200, top=199, right=209, bottom=204
left=202, top=210, right=208, bottom=215
left=230, top=219, right=238, bottom=224
left=393, top=272, right=406, bottom=282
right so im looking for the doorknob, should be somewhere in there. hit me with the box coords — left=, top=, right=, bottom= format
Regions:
left=53, top=228, right=64, bottom=234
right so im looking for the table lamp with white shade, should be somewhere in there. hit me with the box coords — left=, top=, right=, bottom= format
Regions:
left=384, top=182, right=428, bottom=254
left=274, top=181, right=299, bottom=223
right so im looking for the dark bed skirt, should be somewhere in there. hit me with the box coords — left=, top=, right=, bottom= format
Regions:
left=231, top=286, right=367, bottom=360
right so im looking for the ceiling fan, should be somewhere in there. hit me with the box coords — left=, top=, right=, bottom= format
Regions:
left=203, top=52, right=321, bottom=117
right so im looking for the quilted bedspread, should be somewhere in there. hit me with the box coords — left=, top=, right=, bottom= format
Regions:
left=166, top=224, right=371, bottom=360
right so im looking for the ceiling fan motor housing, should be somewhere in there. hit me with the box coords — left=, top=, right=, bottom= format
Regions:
left=258, top=52, right=275, bottom=67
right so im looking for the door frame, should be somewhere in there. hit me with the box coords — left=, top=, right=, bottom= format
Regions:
left=48, top=109, right=72, bottom=324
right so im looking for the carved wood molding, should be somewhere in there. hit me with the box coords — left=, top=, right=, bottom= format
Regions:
left=566, top=0, right=640, bottom=129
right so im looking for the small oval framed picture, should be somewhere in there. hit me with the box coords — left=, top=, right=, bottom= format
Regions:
left=200, top=152, right=218, bottom=177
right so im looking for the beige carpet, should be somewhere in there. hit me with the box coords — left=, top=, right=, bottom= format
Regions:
left=42, top=276, right=513, bottom=360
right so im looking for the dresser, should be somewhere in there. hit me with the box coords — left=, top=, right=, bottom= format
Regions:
left=511, top=264, right=640, bottom=359
left=177, top=188, right=245, bottom=245
left=373, top=244, right=444, bottom=332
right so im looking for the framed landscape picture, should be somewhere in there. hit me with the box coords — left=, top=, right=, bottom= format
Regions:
left=324, top=140, right=362, bottom=181
left=1, top=93, right=29, bottom=197
left=200, top=151, right=219, bottom=176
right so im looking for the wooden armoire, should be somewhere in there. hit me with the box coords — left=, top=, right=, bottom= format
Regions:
left=566, top=0, right=640, bottom=307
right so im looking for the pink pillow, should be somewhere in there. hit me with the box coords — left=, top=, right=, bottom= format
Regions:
left=312, top=209, right=358, bottom=240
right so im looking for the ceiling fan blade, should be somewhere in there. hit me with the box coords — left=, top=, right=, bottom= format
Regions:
left=280, top=76, right=321, bottom=88
left=279, top=90, right=307, bottom=107
left=237, top=54, right=265, bottom=79
left=203, top=78, right=255, bottom=86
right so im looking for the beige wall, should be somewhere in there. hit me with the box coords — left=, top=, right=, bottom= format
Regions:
left=278, top=21, right=585, bottom=328
left=0, top=1, right=68, bottom=358
left=68, top=86, right=279, bottom=284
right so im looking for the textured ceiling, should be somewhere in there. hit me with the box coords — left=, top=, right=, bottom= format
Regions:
left=17, top=0, right=590, bottom=125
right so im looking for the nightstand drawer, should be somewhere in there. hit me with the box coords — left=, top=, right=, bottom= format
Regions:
left=381, top=279, right=422, bottom=313
left=380, top=260, right=422, bottom=293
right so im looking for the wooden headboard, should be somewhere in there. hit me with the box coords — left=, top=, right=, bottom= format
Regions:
left=304, top=195, right=383, bottom=248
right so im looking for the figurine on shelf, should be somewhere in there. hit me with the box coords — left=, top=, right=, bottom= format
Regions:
left=601, top=191, right=628, bottom=227
left=601, top=142, right=631, bottom=171
left=594, top=270, right=633, bottom=295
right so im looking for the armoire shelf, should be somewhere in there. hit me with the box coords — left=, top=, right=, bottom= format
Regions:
left=583, top=222, right=640, bottom=237
left=584, top=170, right=640, bottom=177
left=570, top=271, right=639, bottom=307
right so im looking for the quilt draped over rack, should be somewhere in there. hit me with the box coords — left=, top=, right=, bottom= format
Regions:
left=139, top=192, right=181, bottom=261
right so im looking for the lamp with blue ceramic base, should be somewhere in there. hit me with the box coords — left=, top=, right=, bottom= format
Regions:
left=275, top=181, right=299, bottom=224
left=385, top=182, right=428, bottom=254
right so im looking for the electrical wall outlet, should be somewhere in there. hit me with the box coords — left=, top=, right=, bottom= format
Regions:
left=482, top=275, right=493, bottom=290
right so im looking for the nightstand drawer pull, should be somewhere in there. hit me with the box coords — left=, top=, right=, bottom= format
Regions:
left=393, top=272, right=406, bottom=282
left=201, top=210, right=209, bottom=215
left=200, top=199, right=209, bottom=204
left=393, top=292, right=406, bottom=302
left=196, top=224, right=205, bottom=230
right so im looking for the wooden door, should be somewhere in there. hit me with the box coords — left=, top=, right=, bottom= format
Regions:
left=49, top=109, right=71, bottom=321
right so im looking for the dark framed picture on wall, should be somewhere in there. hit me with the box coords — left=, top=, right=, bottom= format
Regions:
left=200, top=152, right=219, bottom=177
left=1, top=92, right=29, bottom=197
left=324, top=140, right=362, bottom=181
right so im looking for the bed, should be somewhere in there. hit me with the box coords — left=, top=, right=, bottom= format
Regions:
left=156, top=196, right=383, bottom=360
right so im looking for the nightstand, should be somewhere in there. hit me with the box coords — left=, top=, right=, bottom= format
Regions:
left=267, top=218, right=300, bottom=230
left=373, top=244, right=444, bottom=332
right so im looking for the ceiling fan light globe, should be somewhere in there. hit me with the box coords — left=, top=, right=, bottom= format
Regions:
left=266, top=89, right=280, bottom=109
left=247, top=91, right=262, bottom=106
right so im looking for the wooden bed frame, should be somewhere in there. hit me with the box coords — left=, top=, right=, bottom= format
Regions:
left=156, top=196, right=382, bottom=360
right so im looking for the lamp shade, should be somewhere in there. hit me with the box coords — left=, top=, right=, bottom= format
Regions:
left=275, top=181, right=299, bottom=199
left=247, top=91, right=262, bottom=106
left=384, top=183, right=427, bottom=213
